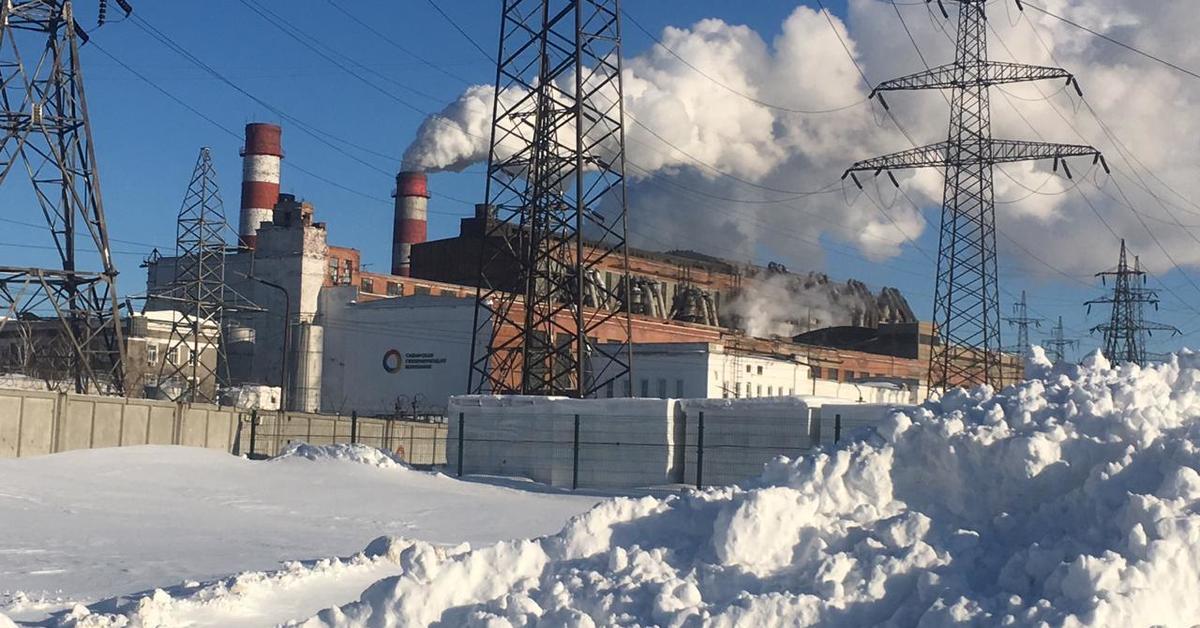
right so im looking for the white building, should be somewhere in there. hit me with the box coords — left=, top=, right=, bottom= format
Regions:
left=599, top=342, right=918, bottom=405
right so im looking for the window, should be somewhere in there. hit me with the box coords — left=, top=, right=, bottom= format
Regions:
left=846, top=370, right=856, bottom=381
left=788, top=388, right=794, bottom=396
left=146, top=343, right=158, bottom=365
left=657, top=378, right=667, bottom=398
left=828, top=368, right=840, bottom=380
left=440, top=289, right=456, bottom=297
left=745, top=364, right=751, bottom=373
left=606, top=380, right=615, bottom=398
left=328, top=259, right=339, bottom=284
left=387, top=282, right=403, bottom=296
left=767, top=386, right=774, bottom=396
left=623, top=380, right=632, bottom=397
left=361, top=278, right=375, bottom=293
left=723, top=389, right=729, bottom=399
left=413, top=285, right=431, bottom=296
left=811, top=366, right=822, bottom=379
left=757, top=365, right=764, bottom=375
left=342, top=259, right=354, bottom=284
left=756, top=385, right=762, bottom=397
left=735, top=382, right=742, bottom=398
left=675, top=379, right=684, bottom=398
left=640, top=379, right=649, bottom=398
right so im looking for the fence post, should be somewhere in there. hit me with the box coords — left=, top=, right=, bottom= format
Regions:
left=249, top=409, right=258, bottom=457
left=456, top=411, right=465, bottom=477
left=696, top=410, right=705, bottom=489
left=834, top=413, right=842, bottom=444
left=572, top=414, right=580, bottom=490
left=350, top=410, right=358, bottom=444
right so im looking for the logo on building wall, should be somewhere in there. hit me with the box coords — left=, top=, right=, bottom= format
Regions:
left=383, top=349, right=448, bottom=374
left=382, top=349, right=404, bottom=373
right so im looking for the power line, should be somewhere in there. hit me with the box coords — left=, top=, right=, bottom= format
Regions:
left=1019, top=2, right=1200, bottom=83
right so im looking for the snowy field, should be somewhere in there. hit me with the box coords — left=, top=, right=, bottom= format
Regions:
left=0, top=444, right=599, bottom=626
left=6, top=348, right=1200, bottom=626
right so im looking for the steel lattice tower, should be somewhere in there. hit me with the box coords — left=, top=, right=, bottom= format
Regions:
left=468, top=0, right=632, bottom=397
left=0, top=0, right=130, bottom=394
left=1042, top=316, right=1077, bottom=364
left=1004, top=290, right=1042, bottom=359
left=844, top=0, right=1105, bottom=392
left=153, top=148, right=227, bottom=402
left=1086, top=240, right=1178, bottom=366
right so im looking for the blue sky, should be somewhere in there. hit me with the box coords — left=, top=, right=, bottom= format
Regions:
left=10, top=0, right=1195, bottom=359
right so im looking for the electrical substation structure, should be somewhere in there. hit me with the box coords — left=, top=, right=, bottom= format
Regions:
left=1086, top=240, right=1178, bottom=367
left=844, top=0, right=1106, bottom=392
left=0, top=0, right=132, bottom=394
left=468, top=0, right=633, bottom=397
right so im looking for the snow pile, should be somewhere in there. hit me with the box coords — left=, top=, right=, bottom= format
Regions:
left=46, top=537, right=429, bottom=628
left=271, top=442, right=409, bottom=470
left=299, top=348, right=1200, bottom=626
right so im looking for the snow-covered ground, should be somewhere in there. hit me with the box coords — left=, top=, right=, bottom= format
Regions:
left=0, top=443, right=599, bottom=625
left=8, top=347, right=1200, bottom=626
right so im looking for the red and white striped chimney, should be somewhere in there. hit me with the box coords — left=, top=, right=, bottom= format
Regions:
left=239, top=123, right=283, bottom=249
left=392, top=170, right=429, bottom=276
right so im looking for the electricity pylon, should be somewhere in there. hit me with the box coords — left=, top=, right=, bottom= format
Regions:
left=153, top=149, right=227, bottom=402
left=1086, top=240, right=1178, bottom=366
left=1042, top=316, right=1078, bottom=364
left=0, top=0, right=133, bottom=394
left=1004, top=290, right=1042, bottom=359
left=844, top=0, right=1105, bottom=393
left=468, top=0, right=632, bottom=397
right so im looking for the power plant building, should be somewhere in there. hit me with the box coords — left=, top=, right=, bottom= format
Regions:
left=144, top=124, right=936, bottom=414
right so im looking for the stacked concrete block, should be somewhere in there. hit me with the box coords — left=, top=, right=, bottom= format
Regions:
left=447, top=395, right=682, bottom=489
left=678, top=397, right=819, bottom=487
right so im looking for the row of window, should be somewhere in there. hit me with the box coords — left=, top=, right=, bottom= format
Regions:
left=604, top=378, right=685, bottom=399
left=358, top=277, right=461, bottom=298
left=810, top=366, right=892, bottom=382
left=146, top=343, right=185, bottom=366
left=724, top=382, right=795, bottom=398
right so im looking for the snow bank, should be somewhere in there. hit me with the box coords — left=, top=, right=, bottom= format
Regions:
left=298, top=348, right=1200, bottom=626
left=271, top=442, right=410, bottom=469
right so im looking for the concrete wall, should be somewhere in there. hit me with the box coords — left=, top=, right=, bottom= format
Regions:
left=679, top=397, right=819, bottom=487
left=0, top=389, right=240, bottom=458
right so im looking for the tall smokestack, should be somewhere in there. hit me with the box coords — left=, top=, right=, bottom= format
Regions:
left=239, top=123, right=283, bottom=249
left=392, top=170, right=429, bottom=276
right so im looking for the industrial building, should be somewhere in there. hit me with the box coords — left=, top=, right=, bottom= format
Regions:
left=144, top=123, right=940, bottom=414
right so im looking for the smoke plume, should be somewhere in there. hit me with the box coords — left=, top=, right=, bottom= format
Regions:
left=403, top=0, right=1200, bottom=275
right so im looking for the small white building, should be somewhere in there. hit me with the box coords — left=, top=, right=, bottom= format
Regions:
left=597, top=342, right=917, bottom=405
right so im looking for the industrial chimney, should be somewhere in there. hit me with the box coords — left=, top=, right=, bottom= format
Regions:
left=392, top=170, right=429, bottom=276
left=239, top=123, right=283, bottom=249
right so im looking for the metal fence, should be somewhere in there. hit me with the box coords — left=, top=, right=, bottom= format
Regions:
left=240, top=410, right=448, bottom=467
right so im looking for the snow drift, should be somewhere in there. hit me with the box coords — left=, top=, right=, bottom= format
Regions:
left=299, top=348, right=1200, bottom=626
left=271, top=442, right=409, bottom=470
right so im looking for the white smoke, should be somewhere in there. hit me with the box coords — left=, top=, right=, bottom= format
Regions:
left=404, top=1, right=1200, bottom=275
left=724, top=270, right=882, bottom=339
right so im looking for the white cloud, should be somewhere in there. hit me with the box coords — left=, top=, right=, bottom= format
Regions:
left=403, top=0, right=1200, bottom=277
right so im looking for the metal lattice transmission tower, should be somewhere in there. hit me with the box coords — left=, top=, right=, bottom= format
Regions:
left=844, top=0, right=1105, bottom=392
left=0, top=0, right=132, bottom=394
left=1004, top=290, right=1042, bottom=359
left=1042, top=316, right=1078, bottom=364
left=1086, top=241, right=1178, bottom=366
left=154, top=148, right=227, bottom=402
left=468, top=0, right=632, bottom=397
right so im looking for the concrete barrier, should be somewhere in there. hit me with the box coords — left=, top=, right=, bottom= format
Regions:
left=0, top=388, right=240, bottom=459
